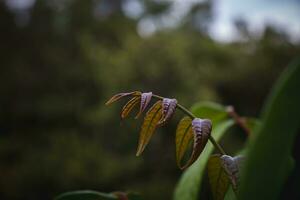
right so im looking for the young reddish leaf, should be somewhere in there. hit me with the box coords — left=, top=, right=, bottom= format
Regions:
left=135, top=92, right=153, bottom=119
left=105, top=91, right=141, bottom=105
left=136, top=100, right=163, bottom=156
left=121, top=96, right=141, bottom=119
left=175, top=116, right=193, bottom=168
left=158, top=98, right=177, bottom=125
left=180, top=118, right=212, bottom=169
left=208, top=155, right=230, bottom=200
left=220, top=155, right=244, bottom=191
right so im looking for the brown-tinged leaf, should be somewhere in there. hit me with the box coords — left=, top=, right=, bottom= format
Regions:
left=135, top=92, right=153, bottom=119
left=158, top=98, right=177, bottom=125
left=208, top=155, right=230, bottom=200
left=220, top=155, right=244, bottom=191
left=181, top=118, right=212, bottom=169
left=175, top=116, right=193, bottom=168
left=121, top=96, right=141, bottom=119
left=136, top=100, right=163, bottom=156
left=105, top=91, right=141, bottom=105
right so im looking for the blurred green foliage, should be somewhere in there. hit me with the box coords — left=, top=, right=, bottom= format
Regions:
left=0, top=0, right=299, bottom=200
left=238, top=60, right=300, bottom=200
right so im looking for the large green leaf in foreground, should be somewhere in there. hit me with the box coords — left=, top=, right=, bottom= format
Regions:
left=238, top=60, right=300, bottom=199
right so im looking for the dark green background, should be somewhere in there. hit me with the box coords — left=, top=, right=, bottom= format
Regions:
left=0, top=1, right=299, bottom=200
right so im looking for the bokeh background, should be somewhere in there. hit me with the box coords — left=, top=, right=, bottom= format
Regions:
left=0, top=0, right=299, bottom=200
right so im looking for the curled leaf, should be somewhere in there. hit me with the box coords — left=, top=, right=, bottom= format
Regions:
left=220, top=155, right=244, bottom=191
left=105, top=91, right=141, bottom=105
left=208, top=155, right=230, bottom=200
left=136, top=100, right=163, bottom=156
left=158, top=98, right=177, bottom=125
left=121, top=96, right=141, bottom=119
left=180, top=118, right=212, bottom=169
left=135, top=92, right=153, bottom=119
left=175, top=117, right=193, bottom=168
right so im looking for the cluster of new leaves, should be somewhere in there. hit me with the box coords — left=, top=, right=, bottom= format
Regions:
left=174, top=101, right=257, bottom=200
left=106, top=91, right=212, bottom=169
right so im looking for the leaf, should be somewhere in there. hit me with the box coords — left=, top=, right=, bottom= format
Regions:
left=243, top=117, right=260, bottom=134
left=179, top=118, right=212, bottom=169
left=190, top=102, right=228, bottom=124
left=224, top=186, right=237, bottom=200
left=54, top=190, right=118, bottom=200
left=135, top=92, right=153, bottom=118
left=174, top=119, right=234, bottom=200
left=121, top=96, right=141, bottom=119
left=220, top=155, right=244, bottom=191
left=158, top=98, right=178, bottom=125
left=208, top=155, right=230, bottom=200
left=105, top=91, right=141, bottom=105
left=136, top=100, right=163, bottom=156
left=238, top=60, right=300, bottom=200
left=175, top=116, right=193, bottom=168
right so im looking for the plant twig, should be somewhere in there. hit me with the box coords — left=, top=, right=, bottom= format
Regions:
left=152, top=94, right=227, bottom=155
left=226, top=106, right=250, bottom=136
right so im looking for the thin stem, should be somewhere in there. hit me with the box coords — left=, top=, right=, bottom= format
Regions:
left=152, top=94, right=227, bottom=155
left=226, top=106, right=250, bottom=136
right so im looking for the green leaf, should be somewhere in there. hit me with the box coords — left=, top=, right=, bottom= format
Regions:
left=190, top=102, right=228, bottom=124
left=174, top=119, right=234, bottom=200
left=224, top=186, right=236, bottom=200
left=243, top=117, right=260, bottom=132
left=238, top=60, right=300, bottom=200
left=136, top=100, right=163, bottom=156
left=54, top=190, right=118, bottom=200
left=208, top=155, right=230, bottom=200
